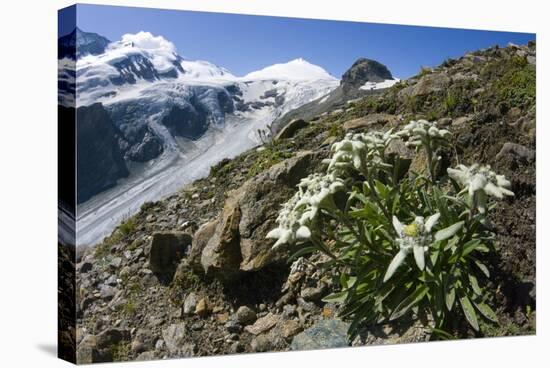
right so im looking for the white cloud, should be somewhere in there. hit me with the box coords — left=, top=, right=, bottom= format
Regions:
left=119, top=31, right=176, bottom=54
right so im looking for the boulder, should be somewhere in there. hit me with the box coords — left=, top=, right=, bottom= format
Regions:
left=162, top=323, right=192, bottom=356
left=399, top=72, right=451, bottom=98
left=275, top=119, right=308, bottom=140
left=343, top=113, right=397, bottom=131
left=290, top=319, right=350, bottom=351
left=496, top=142, right=535, bottom=164
left=244, top=313, right=280, bottom=335
left=235, top=306, right=257, bottom=325
left=189, top=151, right=320, bottom=281
left=199, top=195, right=243, bottom=281
left=76, top=329, right=130, bottom=364
left=149, top=232, right=192, bottom=275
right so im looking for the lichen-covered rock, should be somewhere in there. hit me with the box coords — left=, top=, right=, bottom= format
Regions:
left=290, top=319, right=350, bottom=351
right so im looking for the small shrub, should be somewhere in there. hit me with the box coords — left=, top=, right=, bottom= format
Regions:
left=118, top=217, right=136, bottom=237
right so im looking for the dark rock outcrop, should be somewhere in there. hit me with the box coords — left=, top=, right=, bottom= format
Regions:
left=341, top=58, right=393, bottom=92
left=149, top=232, right=192, bottom=279
left=76, top=103, right=129, bottom=203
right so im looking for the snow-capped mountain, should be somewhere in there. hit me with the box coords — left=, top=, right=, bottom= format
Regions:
left=58, top=29, right=339, bottom=245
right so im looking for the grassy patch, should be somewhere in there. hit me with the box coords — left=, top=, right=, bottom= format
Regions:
left=110, top=341, right=130, bottom=362
left=247, top=146, right=293, bottom=179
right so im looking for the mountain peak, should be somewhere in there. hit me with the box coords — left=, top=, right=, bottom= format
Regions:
left=58, top=27, right=111, bottom=59
left=243, top=58, right=336, bottom=81
left=341, top=58, right=393, bottom=91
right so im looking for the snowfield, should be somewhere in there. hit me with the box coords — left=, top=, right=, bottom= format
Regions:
left=359, top=78, right=400, bottom=91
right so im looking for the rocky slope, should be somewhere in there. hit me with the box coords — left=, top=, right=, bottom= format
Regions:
left=75, top=41, right=536, bottom=363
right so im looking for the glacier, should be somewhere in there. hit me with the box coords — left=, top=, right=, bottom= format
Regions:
left=60, top=30, right=339, bottom=246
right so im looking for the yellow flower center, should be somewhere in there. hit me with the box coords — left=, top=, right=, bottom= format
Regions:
left=404, top=223, right=419, bottom=237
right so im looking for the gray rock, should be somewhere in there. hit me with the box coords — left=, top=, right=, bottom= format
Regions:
left=275, top=119, right=308, bottom=140
left=496, top=142, right=535, bottom=164
left=183, top=292, right=198, bottom=315
left=110, top=257, right=122, bottom=269
left=399, top=72, right=450, bottom=98
left=95, top=328, right=130, bottom=347
left=136, top=351, right=156, bottom=361
left=235, top=306, right=257, bottom=325
left=99, top=285, right=118, bottom=301
left=251, top=334, right=273, bottom=352
left=162, top=323, right=189, bottom=355
left=225, top=319, right=242, bottom=333
left=290, top=319, right=350, bottom=351
left=301, top=286, right=326, bottom=302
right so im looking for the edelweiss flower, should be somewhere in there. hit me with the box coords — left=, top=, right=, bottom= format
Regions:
left=266, top=173, right=344, bottom=248
left=324, top=133, right=367, bottom=172
left=396, top=120, right=450, bottom=147
left=324, top=131, right=397, bottom=173
left=447, top=164, right=514, bottom=213
left=383, top=213, right=440, bottom=282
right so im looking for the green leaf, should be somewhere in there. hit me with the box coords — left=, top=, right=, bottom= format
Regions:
left=474, top=260, right=490, bottom=278
left=474, top=301, right=499, bottom=323
left=322, top=290, right=349, bottom=303
left=446, top=286, right=456, bottom=311
left=469, top=274, right=482, bottom=295
left=459, top=294, right=479, bottom=331
left=435, top=221, right=464, bottom=242
left=390, top=284, right=429, bottom=321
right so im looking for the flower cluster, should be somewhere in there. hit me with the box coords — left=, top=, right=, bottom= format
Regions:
left=447, top=164, right=514, bottom=213
left=324, top=131, right=397, bottom=173
left=396, top=119, right=450, bottom=147
left=267, top=173, right=344, bottom=248
left=384, top=213, right=440, bottom=282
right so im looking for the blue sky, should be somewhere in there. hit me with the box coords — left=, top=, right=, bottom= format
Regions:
left=59, top=4, right=535, bottom=79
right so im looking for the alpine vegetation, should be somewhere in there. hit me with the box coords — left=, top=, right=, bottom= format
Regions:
left=267, top=120, right=513, bottom=336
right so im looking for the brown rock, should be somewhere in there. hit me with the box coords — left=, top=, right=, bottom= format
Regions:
left=189, top=151, right=320, bottom=281
left=244, top=313, right=280, bottom=335
left=195, top=298, right=210, bottom=317
left=282, top=320, right=303, bottom=339
left=200, top=195, right=243, bottom=281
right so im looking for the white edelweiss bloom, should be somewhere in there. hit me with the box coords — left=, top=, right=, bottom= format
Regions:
left=266, top=172, right=345, bottom=248
left=326, top=134, right=367, bottom=172
left=383, top=213, right=441, bottom=282
left=447, top=164, right=514, bottom=212
left=397, top=120, right=450, bottom=142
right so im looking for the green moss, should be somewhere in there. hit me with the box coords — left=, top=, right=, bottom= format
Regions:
left=110, top=341, right=130, bottom=362
left=495, top=57, right=535, bottom=108
left=247, top=146, right=293, bottom=179
left=328, top=122, right=344, bottom=138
